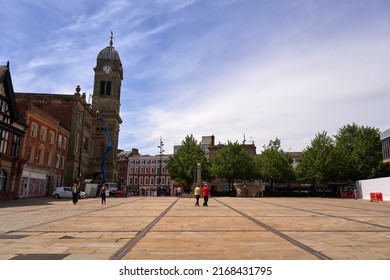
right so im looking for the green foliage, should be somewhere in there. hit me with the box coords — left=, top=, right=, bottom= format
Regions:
left=210, top=141, right=255, bottom=188
left=166, top=135, right=209, bottom=191
left=296, top=124, right=385, bottom=184
left=255, top=138, right=294, bottom=186
left=334, top=123, right=384, bottom=180
left=295, top=132, right=337, bottom=184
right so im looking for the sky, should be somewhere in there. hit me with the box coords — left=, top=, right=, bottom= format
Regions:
left=1, top=0, right=390, bottom=155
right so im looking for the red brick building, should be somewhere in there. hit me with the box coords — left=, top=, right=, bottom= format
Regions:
left=117, top=148, right=140, bottom=186
left=125, top=152, right=171, bottom=196
left=16, top=101, right=70, bottom=197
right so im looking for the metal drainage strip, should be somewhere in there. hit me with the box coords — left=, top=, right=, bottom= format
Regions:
left=215, top=198, right=332, bottom=260
left=0, top=235, right=27, bottom=239
left=110, top=198, right=179, bottom=260
left=11, top=254, right=70, bottom=260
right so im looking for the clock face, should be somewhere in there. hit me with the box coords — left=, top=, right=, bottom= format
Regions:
left=102, top=65, right=112, bottom=74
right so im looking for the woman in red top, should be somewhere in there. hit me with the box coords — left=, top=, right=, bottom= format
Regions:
left=202, top=183, right=209, bottom=207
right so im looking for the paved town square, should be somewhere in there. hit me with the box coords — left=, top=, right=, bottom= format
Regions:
left=0, top=196, right=389, bottom=260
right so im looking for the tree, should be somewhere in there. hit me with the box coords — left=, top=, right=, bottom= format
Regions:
left=166, top=135, right=209, bottom=193
left=295, top=132, right=337, bottom=186
left=255, top=138, right=294, bottom=191
left=334, top=123, right=385, bottom=181
left=210, top=141, right=255, bottom=193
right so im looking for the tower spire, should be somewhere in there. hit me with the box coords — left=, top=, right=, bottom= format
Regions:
left=110, top=31, right=113, bottom=47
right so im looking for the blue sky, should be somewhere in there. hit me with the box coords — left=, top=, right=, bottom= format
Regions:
left=1, top=0, right=390, bottom=155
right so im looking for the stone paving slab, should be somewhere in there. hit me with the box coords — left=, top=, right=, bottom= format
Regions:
left=0, top=196, right=389, bottom=260
left=122, top=231, right=318, bottom=260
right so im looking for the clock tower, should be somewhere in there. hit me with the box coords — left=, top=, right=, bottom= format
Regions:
left=92, top=32, right=123, bottom=183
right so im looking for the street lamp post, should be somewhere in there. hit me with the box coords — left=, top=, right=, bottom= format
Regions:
left=158, top=137, right=164, bottom=196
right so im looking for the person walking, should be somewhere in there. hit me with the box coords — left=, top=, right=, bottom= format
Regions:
left=72, top=184, right=79, bottom=205
left=202, top=183, right=209, bottom=207
left=100, top=183, right=108, bottom=205
left=176, top=186, right=182, bottom=198
left=194, top=184, right=201, bottom=206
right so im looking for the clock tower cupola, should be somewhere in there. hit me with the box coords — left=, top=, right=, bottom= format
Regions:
left=92, top=32, right=123, bottom=114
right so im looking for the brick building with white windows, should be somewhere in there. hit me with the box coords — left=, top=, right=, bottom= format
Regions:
left=16, top=101, right=70, bottom=197
left=124, top=152, right=172, bottom=196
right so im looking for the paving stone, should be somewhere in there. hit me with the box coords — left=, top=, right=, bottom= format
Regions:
left=0, top=196, right=389, bottom=260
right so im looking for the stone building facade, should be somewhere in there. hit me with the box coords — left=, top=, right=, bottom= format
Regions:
left=15, top=36, right=123, bottom=187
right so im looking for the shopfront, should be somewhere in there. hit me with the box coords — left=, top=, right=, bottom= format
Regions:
left=21, top=170, right=47, bottom=197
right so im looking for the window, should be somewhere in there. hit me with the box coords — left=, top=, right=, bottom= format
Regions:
left=57, top=135, right=62, bottom=148
left=27, top=145, right=33, bottom=162
left=37, top=147, right=43, bottom=164
left=54, top=174, right=61, bottom=188
left=11, top=134, right=21, bottom=157
left=382, top=138, right=390, bottom=160
left=0, top=129, right=8, bottom=154
left=100, top=81, right=111, bottom=96
left=0, top=98, right=10, bottom=124
left=150, top=177, right=154, bottom=185
left=139, top=177, right=143, bottom=185
left=145, top=177, right=149, bottom=185
left=56, top=154, right=60, bottom=169
left=30, top=123, right=37, bottom=137
left=62, top=137, right=67, bottom=150
left=60, top=156, right=65, bottom=169
left=40, top=127, right=47, bottom=141
left=48, top=131, right=55, bottom=144
left=0, top=169, right=6, bottom=191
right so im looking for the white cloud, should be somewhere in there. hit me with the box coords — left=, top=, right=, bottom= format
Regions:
left=2, top=0, right=389, bottom=156
left=119, top=22, right=390, bottom=155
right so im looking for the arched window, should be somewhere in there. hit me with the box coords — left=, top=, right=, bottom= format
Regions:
left=100, top=81, right=112, bottom=96
left=0, top=169, right=7, bottom=191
